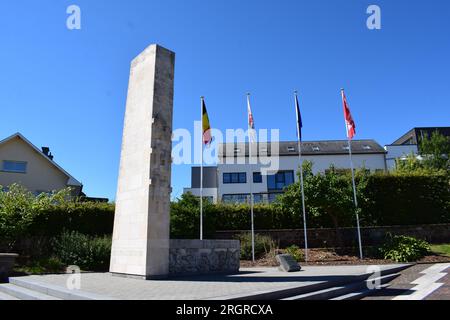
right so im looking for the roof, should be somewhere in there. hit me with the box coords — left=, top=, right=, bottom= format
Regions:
left=218, top=140, right=386, bottom=157
left=0, top=132, right=82, bottom=187
left=392, top=127, right=450, bottom=145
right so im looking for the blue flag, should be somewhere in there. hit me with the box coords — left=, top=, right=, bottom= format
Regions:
left=295, top=93, right=303, bottom=141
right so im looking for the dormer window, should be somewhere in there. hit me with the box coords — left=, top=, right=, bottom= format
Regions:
left=363, top=145, right=372, bottom=150
left=287, top=146, right=295, bottom=152
left=312, top=146, right=320, bottom=152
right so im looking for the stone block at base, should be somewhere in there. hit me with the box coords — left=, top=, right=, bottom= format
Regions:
left=276, top=254, right=301, bottom=272
left=0, top=253, right=18, bottom=279
left=169, top=240, right=240, bottom=276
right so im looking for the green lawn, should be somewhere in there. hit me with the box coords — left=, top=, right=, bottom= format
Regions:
left=430, top=244, right=450, bottom=257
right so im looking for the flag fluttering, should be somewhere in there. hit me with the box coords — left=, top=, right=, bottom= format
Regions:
left=294, top=92, right=303, bottom=142
left=202, top=98, right=212, bottom=146
left=247, top=94, right=256, bottom=143
left=341, top=90, right=356, bottom=140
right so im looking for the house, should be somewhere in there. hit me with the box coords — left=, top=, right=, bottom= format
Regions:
left=384, top=127, right=450, bottom=170
left=184, top=139, right=387, bottom=204
left=0, top=133, right=83, bottom=196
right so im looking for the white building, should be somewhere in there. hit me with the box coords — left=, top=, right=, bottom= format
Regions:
left=184, top=139, right=387, bottom=203
left=384, top=127, right=450, bottom=170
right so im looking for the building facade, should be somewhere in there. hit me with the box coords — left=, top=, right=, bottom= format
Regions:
left=0, top=133, right=83, bottom=196
left=184, top=139, right=387, bottom=204
left=384, top=127, right=450, bottom=170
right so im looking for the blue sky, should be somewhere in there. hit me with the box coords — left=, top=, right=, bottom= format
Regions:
left=1, top=0, right=449, bottom=200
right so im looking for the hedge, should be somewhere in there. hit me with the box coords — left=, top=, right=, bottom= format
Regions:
left=1, top=170, right=449, bottom=248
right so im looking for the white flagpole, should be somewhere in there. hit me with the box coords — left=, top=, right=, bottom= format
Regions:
left=294, top=91, right=308, bottom=262
left=341, top=89, right=363, bottom=259
left=247, top=93, right=255, bottom=263
left=200, top=96, right=204, bottom=241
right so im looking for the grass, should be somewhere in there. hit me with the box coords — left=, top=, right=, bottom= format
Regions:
left=430, top=244, right=450, bottom=257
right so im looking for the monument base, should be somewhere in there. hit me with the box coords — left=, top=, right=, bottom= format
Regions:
left=169, top=239, right=240, bottom=276
left=110, top=239, right=240, bottom=280
left=111, top=272, right=169, bottom=280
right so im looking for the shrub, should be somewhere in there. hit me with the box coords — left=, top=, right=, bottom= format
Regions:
left=0, top=184, right=114, bottom=254
left=380, top=234, right=430, bottom=262
left=170, top=193, right=216, bottom=239
left=52, top=231, right=111, bottom=271
left=284, top=245, right=304, bottom=262
left=235, top=233, right=276, bottom=260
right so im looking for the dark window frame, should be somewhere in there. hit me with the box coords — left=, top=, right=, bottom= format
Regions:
left=267, top=170, right=295, bottom=191
left=223, top=172, right=247, bottom=184
left=253, top=172, right=262, bottom=183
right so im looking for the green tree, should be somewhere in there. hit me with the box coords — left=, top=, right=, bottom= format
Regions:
left=420, top=131, right=450, bottom=172
left=0, top=184, right=72, bottom=251
left=276, top=162, right=370, bottom=248
left=170, top=192, right=216, bottom=239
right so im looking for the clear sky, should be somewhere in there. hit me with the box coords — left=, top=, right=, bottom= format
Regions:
left=1, top=0, right=449, bottom=201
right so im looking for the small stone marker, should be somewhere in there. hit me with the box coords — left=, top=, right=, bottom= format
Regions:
left=276, top=254, right=301, bottom=272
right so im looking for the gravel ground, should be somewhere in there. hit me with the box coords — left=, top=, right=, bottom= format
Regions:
left=240, top=249, right=450, bottom=268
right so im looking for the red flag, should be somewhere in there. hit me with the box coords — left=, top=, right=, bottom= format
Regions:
left=341, top=90, right=356, bottom=140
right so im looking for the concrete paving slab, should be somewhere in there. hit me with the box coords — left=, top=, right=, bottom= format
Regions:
left=9, top=264, right=410, bottom=300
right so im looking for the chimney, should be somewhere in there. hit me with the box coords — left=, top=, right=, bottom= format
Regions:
left=41, top=147, right=54, bottom=160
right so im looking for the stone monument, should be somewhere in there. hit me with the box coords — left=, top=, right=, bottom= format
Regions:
left=110, top=44, right=240, bottom=280
left=110, top=44, right=175, bottom=279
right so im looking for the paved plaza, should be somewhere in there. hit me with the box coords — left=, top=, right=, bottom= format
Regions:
left=6, top=264, right=408, bottom=300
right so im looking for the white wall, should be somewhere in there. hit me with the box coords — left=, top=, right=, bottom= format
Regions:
left=217, top=153, right=387, bottom=200
left=384, top=145, right=418, bottom=170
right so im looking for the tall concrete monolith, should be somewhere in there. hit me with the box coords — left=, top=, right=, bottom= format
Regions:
left=110, top=44, right=175, bottom=279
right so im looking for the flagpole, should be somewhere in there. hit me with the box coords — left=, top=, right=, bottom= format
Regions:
left=247, top=93, right=255, bottom=263
left=294, top=91, right=308, bottom=262
left=341, top=89, right=363, bottom=260
left=200, top=96, right=204, bottom=241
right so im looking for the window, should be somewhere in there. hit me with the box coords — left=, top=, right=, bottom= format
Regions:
left=253, top=194, right=263, bottom=203
left=287, top=146, right=295, bottom=152
left=268, top=193, right=282, bottom=203
left=362, top=145, right=372, bottom=150
left=222, top=193, right=263, bottom=204
left=312, top=146, right=320, bottom=152
left=253, top=172, right=262, bottom=183
left=222, top=194, right=249, bottom=203
left=223, top=172, right=247, bottom=184
left=267, top=171, right=295, bottom=191
left=2, top=161, right=27, bottom=173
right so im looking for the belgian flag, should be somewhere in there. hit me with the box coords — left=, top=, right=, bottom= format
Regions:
left=201, top=97, right=212, bottom=146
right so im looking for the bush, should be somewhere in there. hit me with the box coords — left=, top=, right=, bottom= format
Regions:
left=235, top=233, right=276, bottom=260
left=0, top=184, right=114, bottom=253
left=380, top=234, right=430, bottom=262
left=0, top=184, right=36, bottom=251
left=52, top=231, right=111, bottom=271
left=284, top=245, right=304, bottom=262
